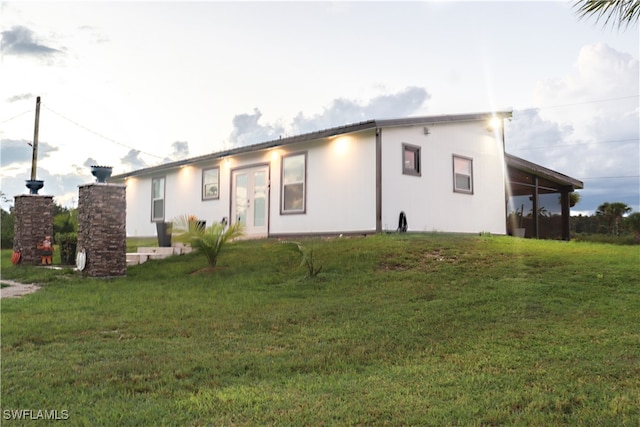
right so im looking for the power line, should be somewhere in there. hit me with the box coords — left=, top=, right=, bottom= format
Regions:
left=0, top=110, right=32, bottom=125
left=516, top=94, right=640, bottom=112
left=513, top=138, right=639, bottom=151
left=581, top=175, right=640, bottom=180
left=41, top=104, right=165, bottom=160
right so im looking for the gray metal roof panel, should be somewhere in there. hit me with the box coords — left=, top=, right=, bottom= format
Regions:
left=111, top=111, right=513, bottom=180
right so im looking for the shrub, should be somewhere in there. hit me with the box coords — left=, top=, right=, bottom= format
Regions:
left=1, top=208, right=14, bottom=249
left=282, top=241, right=323, bottom=278
left=55, top=232, right=78, bottom=265
left=171, top=214, right=243, bottom=268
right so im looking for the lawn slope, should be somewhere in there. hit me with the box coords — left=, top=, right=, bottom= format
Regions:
left=1, top=234, right=639, bottom=425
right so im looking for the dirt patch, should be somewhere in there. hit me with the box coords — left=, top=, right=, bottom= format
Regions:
left=0, top=280, right=41, bottom=299
left=378, top=249, right=460, bottom=272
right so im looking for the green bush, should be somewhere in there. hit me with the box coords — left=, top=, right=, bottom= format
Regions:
left=1, top=208, right=14, bottom=249
left=55, top=232, right=78, bottom=265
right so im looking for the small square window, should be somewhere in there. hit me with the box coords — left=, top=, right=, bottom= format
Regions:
left=402, top=144, right=421, bottom=176
left=453, top=155, right=473, bottom=194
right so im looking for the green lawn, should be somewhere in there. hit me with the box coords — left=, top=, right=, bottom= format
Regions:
left=1, top=234, right=639, bottom=425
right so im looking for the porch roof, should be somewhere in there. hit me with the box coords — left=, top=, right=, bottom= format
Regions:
left=505, top=153, right=583, bottom=195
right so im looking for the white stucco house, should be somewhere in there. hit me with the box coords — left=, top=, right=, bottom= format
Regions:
left=110, top=111, right=583, bottom=240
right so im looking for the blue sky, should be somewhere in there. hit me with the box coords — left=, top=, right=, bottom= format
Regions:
left=1, top=1, right=638, bottom=215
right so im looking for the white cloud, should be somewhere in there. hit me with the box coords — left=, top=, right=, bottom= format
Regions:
left=227, top=87, right=431, bottom=147
left=120, top=149, right=148, bottom=171
left=507, top=43, right=639, bottom=214
left=228, top=109, right=285, bottom=147
left=291, top=87, right=430, bottom=134
left=0, top=25, right=62, bottom=58
left=534, top=42, right=639, bottom=142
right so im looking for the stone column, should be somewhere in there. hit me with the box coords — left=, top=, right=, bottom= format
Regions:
left=13, top=195, right=54, bottom=265
left=77, top=183, right=126, bottom=277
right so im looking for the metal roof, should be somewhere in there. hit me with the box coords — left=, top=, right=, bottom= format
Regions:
left=505, top=153, right=584, bottom=192
left=111, top=111, right=513, bottom=180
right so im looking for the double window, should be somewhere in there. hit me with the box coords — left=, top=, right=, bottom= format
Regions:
left=453, top=155, right=473, bottom=194
left=202, top=167, right=220, bottom=200
left=402, top=144, right=421, bottom=176
left=151, top=176, right=165, bottom=221
left=281, top=152, right=306, bottom=214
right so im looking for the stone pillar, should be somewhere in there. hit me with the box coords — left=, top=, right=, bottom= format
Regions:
left=77, top=183, right=126, bottom=277
left=13, top=195, right=54, bottom=265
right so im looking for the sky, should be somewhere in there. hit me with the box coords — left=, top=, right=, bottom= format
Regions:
left=1, top=0, right=638, bottom=216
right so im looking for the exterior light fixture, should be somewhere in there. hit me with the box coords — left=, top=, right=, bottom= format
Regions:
left=488, top=117, right=502, bottom=131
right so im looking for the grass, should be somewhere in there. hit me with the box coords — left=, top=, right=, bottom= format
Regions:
left=1, top=233, right=639, bottom=425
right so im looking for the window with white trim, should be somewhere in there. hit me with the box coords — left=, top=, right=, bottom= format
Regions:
left=151, top=176, right=165, bottom=221
left=402, top=144, right=421, bottom=176
left=453, top=155, right=473, bottom=194
left=281, top=153, right=306, bottom=214
left=202, top=167, right=220, bottom=200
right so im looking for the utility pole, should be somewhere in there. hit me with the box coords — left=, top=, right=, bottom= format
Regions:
left=30, top=96, right=41, bottom=181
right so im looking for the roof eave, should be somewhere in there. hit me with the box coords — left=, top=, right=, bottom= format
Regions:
left=111, top=110, right=513, bottom=180
left=505, top=153, right=584, bottom=190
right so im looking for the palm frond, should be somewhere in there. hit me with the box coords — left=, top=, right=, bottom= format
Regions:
left=171, top=215, right=244, bottom=267
left=574, top=0, right=640, bottom=30
left=281, top=240, right=322, bottom=278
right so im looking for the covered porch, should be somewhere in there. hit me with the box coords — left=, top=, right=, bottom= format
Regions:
left=505, top=154, right=584, bottom=241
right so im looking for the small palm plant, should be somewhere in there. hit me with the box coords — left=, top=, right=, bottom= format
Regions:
left=171, top=214, right=243, bottom=268
left=282, top=241, right=322, bottom=278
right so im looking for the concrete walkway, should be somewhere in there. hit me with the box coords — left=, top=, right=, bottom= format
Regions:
left=0, top=280, right=41, bottom=299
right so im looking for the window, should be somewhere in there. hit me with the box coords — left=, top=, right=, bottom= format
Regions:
left=202, top=167, right=220, bottom=200
left=281, top=152, right=306, bottom=214
left=151, top=177, right=165, bottom=221
left=453, top=155, right=473, bottom=194
left=402, top=144, right=421, bottom=176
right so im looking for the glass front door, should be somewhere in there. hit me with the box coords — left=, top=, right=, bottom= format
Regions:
left=232, top=166, right=269, bottom=237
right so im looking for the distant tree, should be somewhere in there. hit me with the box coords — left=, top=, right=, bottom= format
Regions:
left=572, top=213, right=601, bottom=234
left=596, top=202, right=632, bottom=236
left=53, top=205, right=78, bottom=237
left=625, top=212, right=640, bottom=243
left=0, top=191, right=12, bottom=205
left=574, top=0, right=640, bottom=30
left=1, top=207, right=14, bottom=249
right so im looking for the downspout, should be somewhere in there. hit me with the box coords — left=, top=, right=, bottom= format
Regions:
left=376, top=128, right=382, bottom=232
left=501, top=118, right=509, bottom=234
left=532, top=176, right=539, bottom=239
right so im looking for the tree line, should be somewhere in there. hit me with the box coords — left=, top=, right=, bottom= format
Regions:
left=1, top=199, right=639, bottom=249
left=572, top=202, right=640, bottom=242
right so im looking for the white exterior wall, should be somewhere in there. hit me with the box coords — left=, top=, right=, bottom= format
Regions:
left=120, top=130, right=377, bottom=237
left=122, top=158, right=230, bottom=237
left=269, top=131, right=377, bottom=235
left=380, top=121, right=507, bottom=234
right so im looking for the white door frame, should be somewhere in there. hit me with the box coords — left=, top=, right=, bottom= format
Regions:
left=230, top=164, right=270, bottom=237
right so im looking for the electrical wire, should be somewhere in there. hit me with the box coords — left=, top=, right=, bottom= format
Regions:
left=581, top=175, right=640, bottom=180
left=41, top=104, right=166, bottom=160
left=515, top=94, right=640, bottom=112
left=513, top=138, right=639, bottom=151
left=0, top=110, right=32, bottom=125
